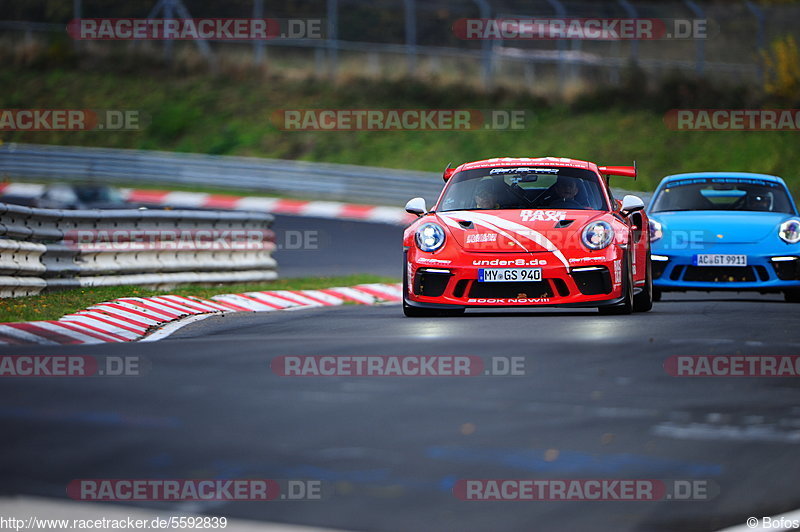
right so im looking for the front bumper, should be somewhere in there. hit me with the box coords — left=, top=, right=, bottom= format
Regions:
left=652, top=247, right=800, bottom=292
left=406, top=250, right=625, bottom=308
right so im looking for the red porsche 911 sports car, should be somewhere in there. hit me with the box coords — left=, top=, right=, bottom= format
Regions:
left=402, top=157, right=653, bottom=316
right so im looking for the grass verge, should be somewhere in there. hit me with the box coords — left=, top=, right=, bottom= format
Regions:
left=2, top=67, right=799, bottom=198
left=0, top=274, right=399, bottom=322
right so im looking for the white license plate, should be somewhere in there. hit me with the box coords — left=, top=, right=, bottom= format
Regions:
left=478, top=268, right=542, bottom=282
left=694, top=254, right=748, bottom=266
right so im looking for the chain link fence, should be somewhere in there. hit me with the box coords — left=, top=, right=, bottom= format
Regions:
left=2, top=0, right=797, bottom=91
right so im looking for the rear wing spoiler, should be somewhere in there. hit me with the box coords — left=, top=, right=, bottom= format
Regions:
left=443, top=163, right=456, bottom=182
left=444, top=162, right=637, bottom=181
left=598, top=162, right=637, bottom=180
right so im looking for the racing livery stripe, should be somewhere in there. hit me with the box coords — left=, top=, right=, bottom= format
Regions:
left=438, top=211, right=570, bottom=267
left=439, top=214, right=532, bottom=252
left=465, top=212, right=570, bottom=268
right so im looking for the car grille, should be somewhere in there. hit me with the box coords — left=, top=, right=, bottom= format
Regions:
left=570, top=267, right=612, bottom=295
left=413, top=271, right=451, bottom=297
left=681, top=266, right=757, bottom=283
left=468, top=281, right=552, bottom=299
left=652, top=260, right=669, bottom=279
left=771, top=259, right=800, bottom=281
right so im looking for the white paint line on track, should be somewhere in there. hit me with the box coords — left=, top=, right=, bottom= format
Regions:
left=0, top=496, right=352, bottom=532
left=139, top=313, right=218, bottom=342
left=651, top=422, right=800, bottom=443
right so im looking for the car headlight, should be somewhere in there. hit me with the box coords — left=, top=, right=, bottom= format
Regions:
left=415, top=223, right=446, bottom=252
left=779, top=219, right=800, bottom=244
left=649, top=219, right=663, bottom=243
left=581, top=221, right=614, bottom=250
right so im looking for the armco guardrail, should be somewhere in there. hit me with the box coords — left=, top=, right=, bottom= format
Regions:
left=0, top=143, right=444, bottom=206
left=0, top=202, right=277, bottom=297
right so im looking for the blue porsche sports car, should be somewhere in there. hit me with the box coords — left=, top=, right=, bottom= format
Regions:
left=648, top=172, right=800, bottom=302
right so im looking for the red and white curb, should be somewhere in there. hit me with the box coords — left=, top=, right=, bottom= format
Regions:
left=0, top=283, right=402, bottom=346
left=0, top=183, right=413, bottom=225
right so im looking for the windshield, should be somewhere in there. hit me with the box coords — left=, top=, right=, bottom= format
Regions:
left=651, top=177, right=796, bottom=214
left=437, top=166, right=608, bottom=212
left=74, top=185, right=123, bottom=203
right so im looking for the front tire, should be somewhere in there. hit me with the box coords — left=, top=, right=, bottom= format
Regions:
left=402, top=254, right=464, bottom=317
left=653, top=288, right=662, bottom=302
left=784, top=288, right=800, bottom=303
left=633, top=254, right=654, bottom=312
left=599, top=252, right=634, bottom=315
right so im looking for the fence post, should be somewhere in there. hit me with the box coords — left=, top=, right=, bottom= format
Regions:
left=163, top=0, right=175, bottom=62
left=745, top=1, right=765, bottom=84
left=546, top=0, right=568, bottom=91
left=73, top=0, right=82, bottom=51
left=327, top=0, right=338, bottom=78
left=254, top=0, right=265, bottom=64
left=618, top=0, right=639, bottom=78
left=472, top=0, right=492, bottom=89
left=684, top=0, right=705, bottom=75
left=170, top=0, right=216, bottom=69
left=404, top=0, right=417, bottom=76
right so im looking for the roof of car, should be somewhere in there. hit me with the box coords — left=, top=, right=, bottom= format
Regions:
left=458, top=157, right=594, bottom=172
left=661, top=172, right=786, bottom=185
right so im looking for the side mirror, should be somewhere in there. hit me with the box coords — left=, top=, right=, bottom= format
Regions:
left=405, top=197, right=427, bottom=216
left=620, top=195, right=645, bottom=216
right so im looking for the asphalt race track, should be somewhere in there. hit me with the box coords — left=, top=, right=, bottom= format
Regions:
left=271, top=215, right=402, bottom=278
left=1, top=216, right=799, bottom=532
